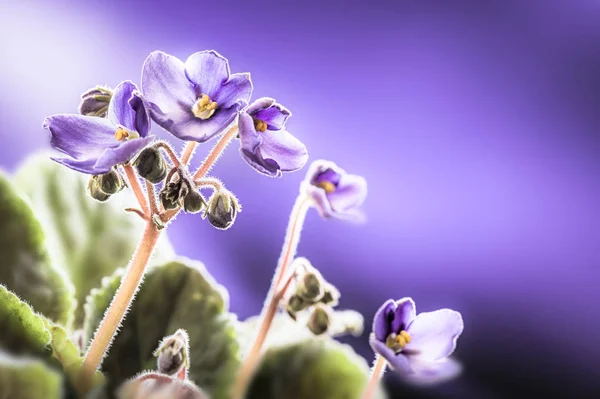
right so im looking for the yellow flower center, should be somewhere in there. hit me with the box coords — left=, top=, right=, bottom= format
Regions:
left=253, top=118, right=267, bottom=133
left=386, top=330, right=411, bottom=354
left=192, top=94, right=218, bottom=120
left=315, top=181, right=336, bottom=194
left=114, top=127, right=139, bottom=141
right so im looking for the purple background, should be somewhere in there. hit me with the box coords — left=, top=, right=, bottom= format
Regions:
left=1, top=0, right=599, bottom=397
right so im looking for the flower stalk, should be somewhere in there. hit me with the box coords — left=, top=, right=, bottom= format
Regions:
left=362, top=355, right=387, bottom=399
left=231, top=194, right=311, bottom=398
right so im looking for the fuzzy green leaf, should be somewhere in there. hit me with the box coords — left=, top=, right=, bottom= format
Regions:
left=83, top=258, right=240, bottom=399
left=14, top=153, right=175, bottom=326
left=0, top=350, right=63, bottom=399
left=0, top=172, right=75, bottom=327
left=245, top=339, right=387, bottom=399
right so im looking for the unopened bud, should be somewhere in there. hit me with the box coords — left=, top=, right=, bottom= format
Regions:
left=135, top=147, right=167, bottom=183
left=183, top=190, right=207, bottom=214
left=205, top=190, right=239, bottom=230
left=320, top=284, right=340, bottom=306
left=87, top=175, right=111, bottom=202
left=307, top=304, right=331, bottom=336
left=98, top=169, right=124, bottom=195
left=296, top=272, right=323, bottom=302
left=154, top=329, right=189, bottom=378
left=286, top=294, right=308, bottom=321
left=160, top=180, right=188, bottom=210
left=79, top=85, right=112, bottom=117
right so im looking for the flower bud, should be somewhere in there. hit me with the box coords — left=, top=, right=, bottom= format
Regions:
left=79, top=85, right=112, bottom=117
left=154, top=329, right=189, bottom=378
left=307, top=304, right=331, bottom=335
left=160, top=180, right=188, bottom=210
left=135, top=147, right=168, bottom=184
left=285, top=294, right=308, bottom=321
left=98, top=169, right=124, bottom=195
left=87, top=175, right=111, bottom=202
left=183, top=190, right=207, bottom=214
left=296, top=272, right=323, bottom=302
left=205, top=190, right=240, bottom=230
left=320, top=283, right=340, bottom=307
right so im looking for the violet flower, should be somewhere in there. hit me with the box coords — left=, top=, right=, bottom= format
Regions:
left=44, top=81, right=154, bottom=174
left=301, top=160, right=367, bottom=219
left=141, top=50, right=252, bottom=142
left=369, top=298, right=464, bottom=384
left=238, top=97, right=308, bottom=177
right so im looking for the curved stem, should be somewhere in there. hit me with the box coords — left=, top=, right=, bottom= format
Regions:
left=231, top=195, right=311, bottom=399
left=362, top=356, right=387, bottom=399
left=81, top=222, right=161, bottom=388
left=123, top=164, right=149, bottom=215
left=193, top=124, right=238, bottom=180
left=155, top=141, right=182, bottom=168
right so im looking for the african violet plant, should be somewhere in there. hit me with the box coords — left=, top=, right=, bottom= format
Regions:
left=0, top=49, right=464, bottom=399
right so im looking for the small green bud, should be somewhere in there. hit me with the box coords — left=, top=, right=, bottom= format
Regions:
left=98, top=169, right=124, bottom=195
left=160, top=180, right=188, bottom=210
left=79, top=85, right=112, bottom=117
left=87, top=175, right=111, bottom=202
left=154, top=329, right=189, bottom=378
left=286, top=294, right=308, bottom=321
left=135, top=147, right=168, bottom=183
left=307, top=304, right=331, bottom=336
left=296, top=272, right=323, bottom=302
left=183, top=190, right=207, bottom=214
left=205, top=190, right=240, bottom=230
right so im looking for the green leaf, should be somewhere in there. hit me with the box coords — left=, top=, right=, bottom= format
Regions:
left=245, top=339, right=388, bottom=399
left=0, top=171, right=75, bottom=327
left=0, top=350, right=63, bottom=399
left=83, top=258, right=240, bottom=399
left=0, top=284, right=102, bottom=395
left=14, top=153, right=175, bottom=326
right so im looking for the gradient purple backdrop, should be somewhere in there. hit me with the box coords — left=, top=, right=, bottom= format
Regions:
left=1, top=0, right=599, bottom=397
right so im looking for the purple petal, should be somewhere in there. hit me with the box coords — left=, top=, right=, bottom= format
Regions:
left=327, top=173, right=367, bottom=215
left=247, top=97, right=276, bottom=114
left=129, top=91, right=150, bottom=137
left=372, top=300, right=396, bottom=342
left=51, top=157, right=105, bottom=175
left=253, top=103, right=291, bottom=131
left=44, top=114, right=117, bottom=159
left=214, top=72, right=252, bottom=109
left=402, top=358, right=462, bottom=386
left=405, top=309, right=464, bottom=361
left=305, top=184, right=335, bottom=218
left=108, top=81, right=137, bottom=131
left=94, top=136, right=155, bottom=172
left=369, top=335, right=412, bottom=374
left=390, top=298, right=417, bottom=334
left=155, top=105, right=239, bottom=143
left=142, top=51, right=196, bottom=138
left=184, top=50, right=230, bottom=98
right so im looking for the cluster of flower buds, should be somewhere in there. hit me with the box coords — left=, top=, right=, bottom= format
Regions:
left=285, top=258, right=341, bottom=336
left=87, top=168, right=125, bottom=202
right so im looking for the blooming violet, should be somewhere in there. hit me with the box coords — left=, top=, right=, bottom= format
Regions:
left=141, top=50, right=252, bottom=142
left=238, top=97, right=308, bottom=177
left=44, top=81, right=154, bottom=174
left=301, top=160, right=367, bottom=219
left=369, top=298, right=464, bottom=384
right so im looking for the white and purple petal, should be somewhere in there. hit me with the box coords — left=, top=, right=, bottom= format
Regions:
left=405, top=309, right=464, bottom=361
left=327, top=173, right=367, bottom=216
left=248, top=97, right=291, bottom=131
left=184, top=50, right=230, bottom=98
left=239, top=113, right=307, bottom=177
left=142, top=51, right=196, bottom=140
left=402, top=358, right=463, bottom=386
left=94, top=135, right=155, bottom=172
left=51, top=156, right=106, bottom=175
left=108, top=81, right=137, bottom=132
left=45, top=114, right=117, bottom=160
left=390, top=298, right=417, bottom=335
left=214, top=72, right=252, bottom=109
left=369, top=335, right=412, bottom=374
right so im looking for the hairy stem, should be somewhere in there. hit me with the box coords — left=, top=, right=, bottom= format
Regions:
left=231, top=195, right=311, bottom=398
left=81, top=222, right=161, bottom=387
left=362, top=355, right=387, bottom=399
left=181, top=141, right=197, bottom=165
left=145, top=180, right=158, bottom=215
left=193, top=124, right=238, bottom=179
left=155, top=141, right=182, bottom=168
left=123, top=164, right=149, bottom=215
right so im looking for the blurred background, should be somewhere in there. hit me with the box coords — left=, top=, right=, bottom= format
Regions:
left=1, top=0, right=599, bottom=397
